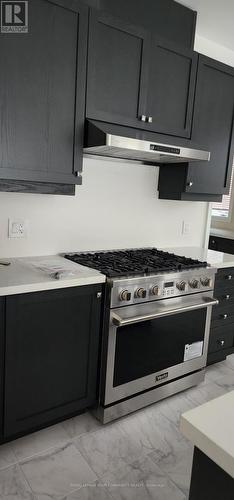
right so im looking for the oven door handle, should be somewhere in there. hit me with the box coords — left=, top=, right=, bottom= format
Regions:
left=112, top=297, right=219, bottom=327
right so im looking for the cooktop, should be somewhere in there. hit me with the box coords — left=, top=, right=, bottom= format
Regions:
left=64, top=248, right=208, bottom=278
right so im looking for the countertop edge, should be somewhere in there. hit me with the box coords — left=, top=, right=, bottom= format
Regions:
left=0, top=275, right=106, bottom=297
left=180, top=416, right=234, bottom=479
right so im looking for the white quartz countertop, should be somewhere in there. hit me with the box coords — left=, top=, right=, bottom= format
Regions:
left=180, top=391, right=234, bottom=478
left=162, top=246, right=234, bottom=269
left=210, top=228, right=234, bottom=240
left=0, top=255, right=105, bottom=296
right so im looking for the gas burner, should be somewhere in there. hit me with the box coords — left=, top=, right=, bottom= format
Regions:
left=65, top=248, right=208, bottom=278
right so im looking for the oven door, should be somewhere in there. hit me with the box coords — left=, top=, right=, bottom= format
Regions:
left=103, top=292, right=218, bottom=406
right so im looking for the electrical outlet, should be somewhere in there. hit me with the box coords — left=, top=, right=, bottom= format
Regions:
left=182, top=221, right=190, bottom=236
left=8, top=219, right=27, bottom=239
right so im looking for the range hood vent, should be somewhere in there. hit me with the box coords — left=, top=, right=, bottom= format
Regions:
left=84, top=120, right=210, bottom=164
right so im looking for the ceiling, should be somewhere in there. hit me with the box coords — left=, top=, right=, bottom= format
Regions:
left=178, top=0, right=234, bottom=51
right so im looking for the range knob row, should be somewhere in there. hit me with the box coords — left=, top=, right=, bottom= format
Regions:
left=176, top=277, right=212, bottom=291
left=119, top=285, right=160, bottom=301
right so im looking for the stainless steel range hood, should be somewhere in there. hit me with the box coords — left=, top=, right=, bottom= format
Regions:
left=84, top=120, right=210, bottom=164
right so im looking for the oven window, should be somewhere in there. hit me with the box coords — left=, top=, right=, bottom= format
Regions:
left=113, top=308, right=206, bottom=387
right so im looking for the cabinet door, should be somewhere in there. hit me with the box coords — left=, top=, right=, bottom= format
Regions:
left=4, top=285, right=102, bottom=438
left=86, top=10, right=150, bottom=128
left=0, top=0, right=88, bottom=185
left=144, top=37, right=197, bottom=137
left=187, top=55, right=234, bottom=195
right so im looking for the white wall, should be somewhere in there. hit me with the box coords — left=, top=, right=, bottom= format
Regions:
left=0, top=159, right=209, bottom=257
left=1, top=22, right=234, bottom=258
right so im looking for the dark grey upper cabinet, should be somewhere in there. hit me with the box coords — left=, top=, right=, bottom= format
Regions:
left=0, top=0, right=88, bottom=186
left=187, top=55, right=234, bottom=195
left=86, top=10, right=197, bottom=138
left=158, top=55, right=234, bottom=201
left=86, top=0, right=197, bottom=49
left=86, top=10, right=151, bottom=129
left=144, top=37, right=197, bottom=137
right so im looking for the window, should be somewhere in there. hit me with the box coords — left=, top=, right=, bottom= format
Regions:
left=212, top=160, right=234, bottom=220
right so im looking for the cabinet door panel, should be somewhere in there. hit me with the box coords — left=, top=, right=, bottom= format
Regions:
left=187, top=56, right=234, bottom=195
left=0, top=0, right=88, bottom=184
left=143, top=38, right=197, bottom=137
left=4, top=286, right=102, bottom=438
left=86, top=10, right=150, bottom=128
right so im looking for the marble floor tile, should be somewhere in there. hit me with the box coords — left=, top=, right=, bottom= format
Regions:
left=11, top=423, right=70, bottom=462
left=204, top=360, right=234, bottom=382
left=100, top=455, right=186, bottom=500
left=225, top=353, right=234, bottom=370
left=20, top=442, right=98, bottom=499
left=0, top=463, right=35, bottom=499
left=62, top=412, right=101, bottom=439
left=61, top=485, right=112, bottom=500
left=149, top=442, right=193, bottom=495
left=74, top=422, right=146, bottom=478
left=117, top=403, right=192, bottom=460
left=0, top=441, right=17, bottom=471
left=151, top=391, right=195, bottom=428
left=213, top=372, right=234, bottom=390
left=185, top=380, right=225, bottom=407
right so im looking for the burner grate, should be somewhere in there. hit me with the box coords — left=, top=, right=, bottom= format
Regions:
left=65, top=248, right=208, bottom=278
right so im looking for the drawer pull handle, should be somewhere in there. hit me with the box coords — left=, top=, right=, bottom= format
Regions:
left=221, top=314, right=228, bottom=319
left=225, top=295, right=230, bottom=300
left=217, top=339, right=225, bottom=346
left=227, top=275, right=232, bottom=280
left=140, top=115, right=147, bottom=122
left=148, top=116, right=153, bottom=123
left=187, top=181, right=193, bottom=187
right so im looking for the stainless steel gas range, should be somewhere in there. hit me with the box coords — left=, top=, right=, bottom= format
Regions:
left=65, top=248, right=218, bottom=423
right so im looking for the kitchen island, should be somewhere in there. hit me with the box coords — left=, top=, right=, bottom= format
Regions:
left=180, top=390, right=234, bottom=499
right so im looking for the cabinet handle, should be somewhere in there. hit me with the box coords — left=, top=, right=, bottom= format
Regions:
left=148, top=116, right=153, bottom=123
left=140, top=115, right=147, bottom=122
left=221, top=314, right=228, bottom=319
left=227, top=275, right=232, bottom=280
left=96, top=292, right=102, bottom=299
left=187, top=181, right=193, bottom=187
left=217, top=339, right=225, bottom=346
left=225, top=294, right=230, bottom=300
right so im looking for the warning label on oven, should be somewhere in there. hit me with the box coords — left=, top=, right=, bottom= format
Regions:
left=184, top=341, right=203, bottom=361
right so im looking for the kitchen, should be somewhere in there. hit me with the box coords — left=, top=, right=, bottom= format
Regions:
left=0, top=0, right=233, bottom=498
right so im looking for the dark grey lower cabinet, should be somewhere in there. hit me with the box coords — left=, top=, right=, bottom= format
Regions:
left=3, top=285, right=103, bottom=439
left=208, top=268, right=234, bottom=365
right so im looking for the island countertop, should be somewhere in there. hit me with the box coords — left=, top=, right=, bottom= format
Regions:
left=180, top=390, right=234, bottom=479
left=0, top=255, right=105, bottom=296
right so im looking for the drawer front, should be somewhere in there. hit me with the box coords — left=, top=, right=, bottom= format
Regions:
left=209, top=326, right=234, bottom=354
left=211, top=303, right=234, bottom=327
left=214, top=287, right=234, bottom=307
left=215, top=268, right=234, bottom=291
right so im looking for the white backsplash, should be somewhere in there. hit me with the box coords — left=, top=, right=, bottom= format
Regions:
left=0, top=158, right=209, bottom=258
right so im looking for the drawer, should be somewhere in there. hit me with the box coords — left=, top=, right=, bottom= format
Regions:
left=211, top=303, right=234, bottom=327
left=214, top=287, right=234, bottom=307
left=209, top=326, right=234, bottom=354
left=214, top=268, right=234, bottom=291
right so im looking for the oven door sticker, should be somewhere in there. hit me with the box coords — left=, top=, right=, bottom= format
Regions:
left=184, top=341, right=203, bottom=361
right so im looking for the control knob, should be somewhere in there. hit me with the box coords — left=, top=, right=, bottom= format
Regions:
left=189, top=279, right=199, bottom=289
left=135, top=287, right=147, bottom=299
left=200, top=277, right=212, bottom=287
left=119, top=289, right=131, bottom=302
left=176, top=281, right=186, bottom=291
left=150, top=285, right=160, bottom=296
